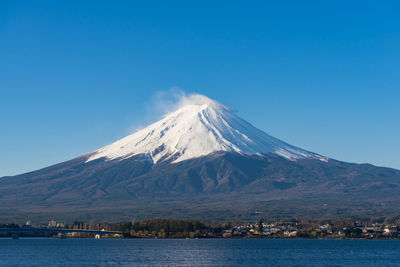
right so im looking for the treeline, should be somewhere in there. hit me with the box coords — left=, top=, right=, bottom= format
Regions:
left=113, top=219, right=226, bottom=238
left=0, top=224, right=20, bottom=228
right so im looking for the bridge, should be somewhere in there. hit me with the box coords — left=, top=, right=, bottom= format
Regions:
left=0, top=228, right=123, bottom=239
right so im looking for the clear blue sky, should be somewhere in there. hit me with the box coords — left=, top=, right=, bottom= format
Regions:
left=1, top=0, right=399, bottom=176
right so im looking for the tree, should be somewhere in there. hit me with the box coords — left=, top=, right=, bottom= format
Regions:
left=258, top=219, right=263, bottom=233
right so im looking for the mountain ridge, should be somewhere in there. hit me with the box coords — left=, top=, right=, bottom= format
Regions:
left=87, top=94, right=327, bottom=164
left=1, top=151, right=400, bottom=221
left=1, top=94, right=399, bottom=222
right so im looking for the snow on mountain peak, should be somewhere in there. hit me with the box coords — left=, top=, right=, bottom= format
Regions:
left=86, top=94, right=328, bottom=164
left=168, top=93, right=233, bottom=114
left=175, top=94, right=217, bottom=107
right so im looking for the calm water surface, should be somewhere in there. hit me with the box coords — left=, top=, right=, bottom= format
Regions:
left=0, top=238, right=399, bottom=266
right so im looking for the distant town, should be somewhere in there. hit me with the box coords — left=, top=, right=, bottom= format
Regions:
left=1, top=217, right=400, bottom=239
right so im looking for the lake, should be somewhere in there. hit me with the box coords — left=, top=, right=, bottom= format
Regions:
left=0, top=238, right=399, bottom=266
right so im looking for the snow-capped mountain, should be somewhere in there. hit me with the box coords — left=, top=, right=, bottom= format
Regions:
left=1, top=94, right=399, bottom=222
left=87, top=94, right=327, bottom=164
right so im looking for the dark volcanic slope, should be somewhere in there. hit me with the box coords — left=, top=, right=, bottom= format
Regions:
left=1, top=153, right=400, bottom=221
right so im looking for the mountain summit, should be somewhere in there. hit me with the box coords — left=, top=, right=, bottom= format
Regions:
left=1, top=94, right=399, bottom=221
left=87, top=94, right=327, bottom=164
